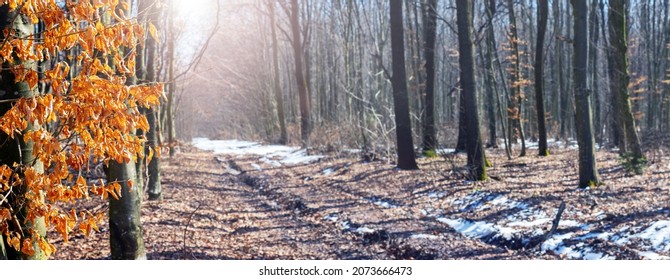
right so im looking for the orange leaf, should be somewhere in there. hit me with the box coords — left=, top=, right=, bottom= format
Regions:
left=148, top=22, right=159, bottom=41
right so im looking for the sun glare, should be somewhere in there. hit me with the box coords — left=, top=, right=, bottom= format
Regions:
left=173, top=0, right=218, bottom=21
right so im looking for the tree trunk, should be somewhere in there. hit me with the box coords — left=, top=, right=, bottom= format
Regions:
left=507, top=0, right=527, bottom=156
left=166, top=0, right=176, bottom=157
left=107, top=160, right=147, bottom=259
left=456, top=0, right=487, bottom=180
left=571, top=0, right=601, bottom=187
left=535, top=0, right=549, bottom=156
left=269, top=1, right=288, bottom=144
left=290, top=0, right=311, bottom=147
left=390, top=0, right=419, bottom=170
left=590, top=0, right=602, bottom=144
left=0, top=6, right=47, bottom=260
left=456, top=92, right=467, bottom=152
left=608, top=0, right=646, bottom=174
left=137, top=0, right=162, bottom=201
left=421, top=0, right=438, bottom=153
left=483, top=0, right=498, bottom=149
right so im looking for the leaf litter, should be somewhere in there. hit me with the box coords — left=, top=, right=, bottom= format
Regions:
left=49, top=138, right=670, bottom=260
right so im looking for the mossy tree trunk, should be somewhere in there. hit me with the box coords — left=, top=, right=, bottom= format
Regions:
left=107, top=160, right=146, bottom=259
left=571, top=0, right=601, bottom=187
left=608, top=0, right=646, bottom=174
left=106, top=1, right=146, bottom=259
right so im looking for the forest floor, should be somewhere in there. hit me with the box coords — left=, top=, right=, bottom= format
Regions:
left=50, top=136, right=670, bottom=260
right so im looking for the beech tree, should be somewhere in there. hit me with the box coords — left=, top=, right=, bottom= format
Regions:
left=390, top=0, right=418, bottom=170
left=535, top=0, right=549, bottom=156
left=421, top=0, right=438, bottom=154
left=456, top=0, right=486, bottom=180
left=288, top=0, right=311, bottom=147
left=608, top=0, right=646, bottom=174
left=571, top=0, right=600, bottom=187
left=0, top=0, right=161, bottom=259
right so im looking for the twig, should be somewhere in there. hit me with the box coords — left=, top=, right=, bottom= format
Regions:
left=529, top=201, right=566, bottom=250
left=547, top=201, right=566, bottom=237
left=182, top=202, right=203, bottom=259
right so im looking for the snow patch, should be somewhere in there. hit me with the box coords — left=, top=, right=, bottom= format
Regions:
left=410, top=234, right=441, bottom=240
left=437, top=217, right=516, bottom=240
left=616, top=221, right=670, bottom=252
left=323, top=213, right=339, bottom=222
left=427, top=191, right=446, bottom=199
left=322, top=168, right=334, bottom=175
left=637, top=251, right=670, bottom=260
left=356, top=227, right=376, bottom=234
left=192, top=138, right=323, bottom=166
left=365, top=197, right=399, bottom=208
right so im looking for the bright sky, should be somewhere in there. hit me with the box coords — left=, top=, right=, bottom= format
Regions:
left=173, top=0, right=218, bottom=20
left=171, top=0, right=220, bottom=67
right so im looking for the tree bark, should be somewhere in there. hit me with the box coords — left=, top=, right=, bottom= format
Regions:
left=290, top=0, right=311, bottom=147
left=0, top=6, right=47, bottom=260
left=571, top=0, right=601, bottom=187
left=390, top=0, right=419, bottom=170
left=108, top=160, right=147, bottom=259
left=269, top=1, right=288, bottom=145
left=456, top=0, right=487, bottom=180
left=535, top=0, right=549, bottom=156
left=608, top=0, right=646, bottom=174
left=421, top=0, right=438, bottom=153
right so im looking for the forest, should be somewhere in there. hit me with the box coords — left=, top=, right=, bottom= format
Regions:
left=0, top=0, right=669, bottom=260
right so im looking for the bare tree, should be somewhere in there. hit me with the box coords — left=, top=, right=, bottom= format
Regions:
left=456, top=0, right=487, bottom=180
left=390, top=0, right=419, bottom=170
left=571, top=0, right=600, bottom=187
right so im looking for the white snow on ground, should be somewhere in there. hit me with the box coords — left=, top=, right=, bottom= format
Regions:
left=436, top=217, right=516, bottom=240
left=522, top=138, right=581, bottom=150
left=192, top=138, right=323, bottom=165
left=637, top=251, right=670, bottom=260
left=436, top=148, right=456, bottom=154
left=613, top=220, right=670, bottom=252
left=450, top=191, right=528, bottom=212
left=322, top=168, right=334, bottom=175
left=427, top=191, right=446, bottom=199
left=323, top=213, right=339, bottom=222
left=424, top=190, right=670, bottom=259
left=365, top=197, right=399, bottom=208
left=356, top=227, right=376, bottom=234
left=410, top=234, right=441, bottom=240
left=196, top=137, right=670, bottom=259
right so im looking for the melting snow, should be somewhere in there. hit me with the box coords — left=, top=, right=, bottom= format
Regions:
left=192, top=138, right=323, bottom=166
left=437, top=217, right=516, bottom=240
left=322, top=168, right=334, bottom=175
left=410, top=234, right=441, bottom=240
left=615, top=220, right=670, bottom=252
left=365, top=197, right=399, bottom=208
left=323, top=213, right=339, bottom=222
left=356, top=227, right=376, bottom=234
left=427, top=191, right=446, bottom=199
